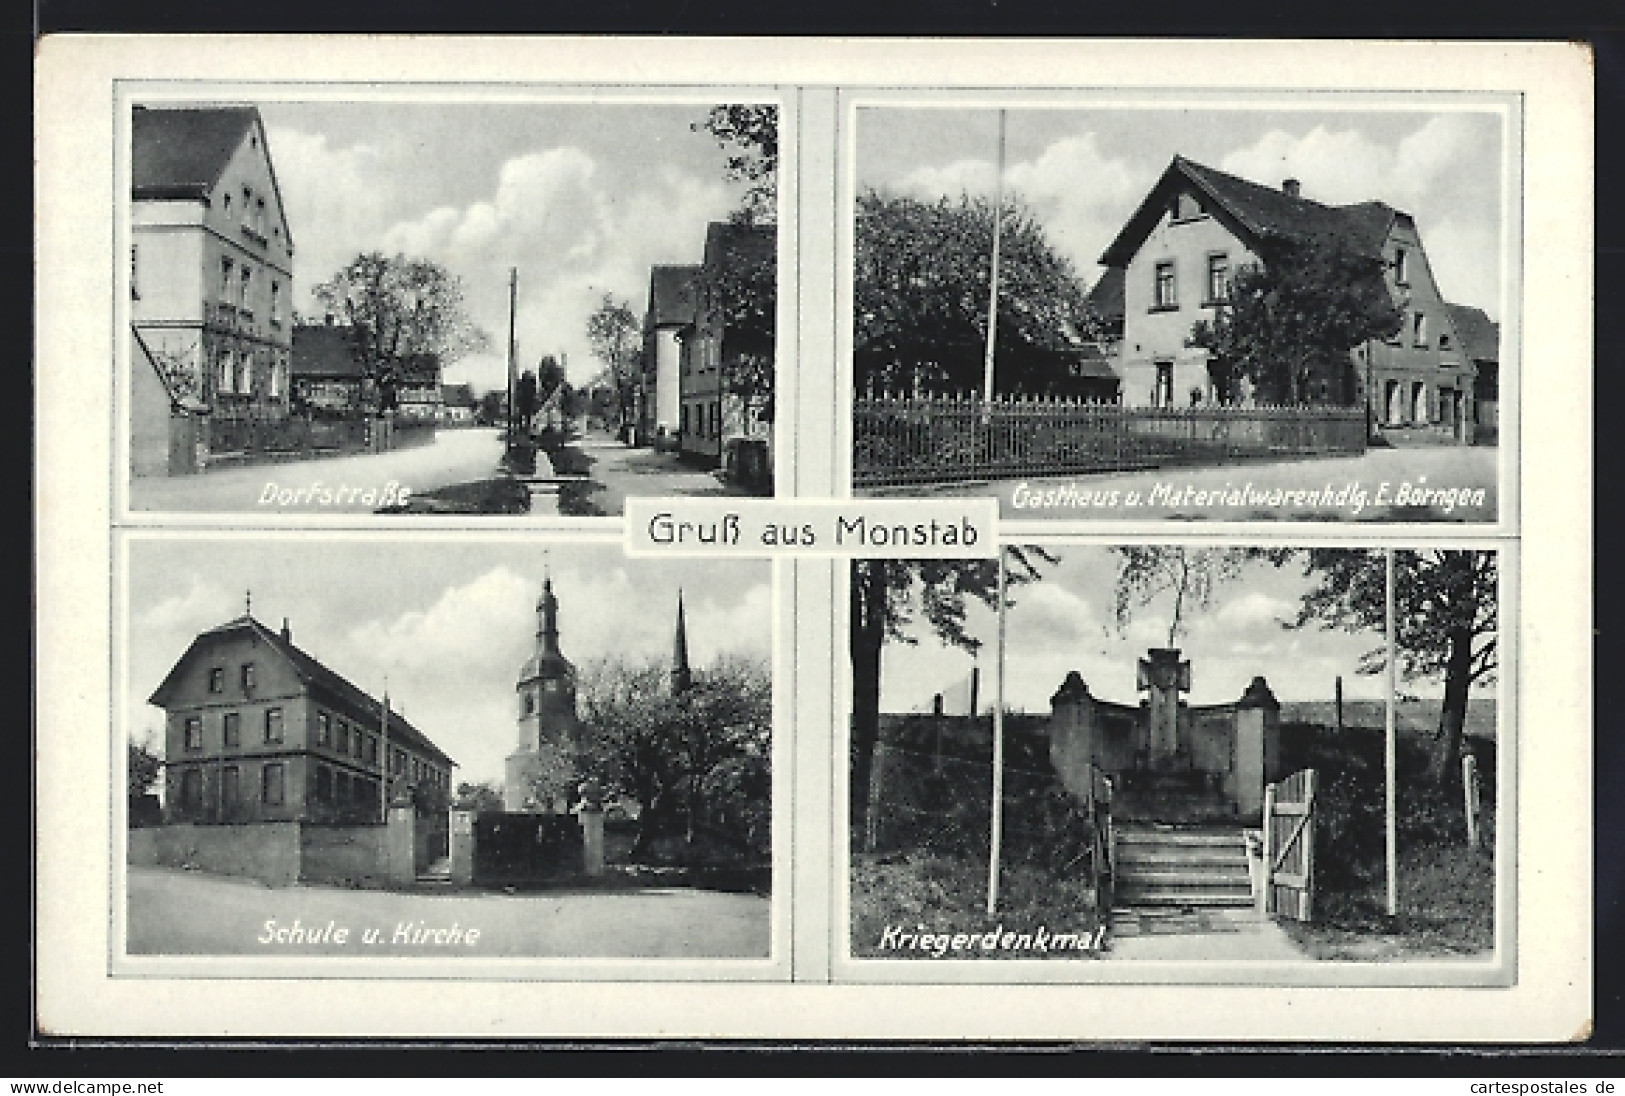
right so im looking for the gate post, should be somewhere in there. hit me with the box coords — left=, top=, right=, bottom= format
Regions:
left=449, top=808, right=476, bottom=885
left=386, top=803, right=416, bottom=886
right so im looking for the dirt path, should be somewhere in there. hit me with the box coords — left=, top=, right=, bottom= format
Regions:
left=1104, top=906, right=1307, bottom=961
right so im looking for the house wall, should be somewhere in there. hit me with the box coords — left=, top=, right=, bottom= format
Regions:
left=680, top=322, right=723, bottom=462
left=1119, top=201, right=1260, bottom=407
left=652, top=327, right=683, bottom=436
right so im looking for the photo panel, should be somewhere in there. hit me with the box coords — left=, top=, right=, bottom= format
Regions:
left=836, top=540, right=1513, bottom=986
left=120, top=87, right=789, bottom=524
left=840, top=91, right=1519, bottom=532
left=114, top=530, right=790, bottom=980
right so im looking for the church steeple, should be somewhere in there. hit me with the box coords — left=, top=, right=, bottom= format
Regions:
left=536, top=577, right=562, bottom=659
left=671, top=589, right=693, bottom=695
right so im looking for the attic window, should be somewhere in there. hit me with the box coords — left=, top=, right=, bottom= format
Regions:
left=1393, top=247, right=1409, bottom=286
left=1171, top=192, right=1202, bottom=222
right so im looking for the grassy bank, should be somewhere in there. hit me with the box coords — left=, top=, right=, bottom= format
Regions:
left=376, top=477, right=530, bottom=514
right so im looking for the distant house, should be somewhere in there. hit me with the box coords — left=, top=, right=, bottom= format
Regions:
left=393, top=354, right=443, bottom=422
left=679, top=222, right=775, bottom=469
left=290, top=322, right=366, bottom=413
left=1096, top=155, right=1483, bottom=442
left=148, top=613, right=454, bottom=826
left=641, top=264, right=700, bottom=449
left=1446, top=303, right=1500, bottom=444
left=439, top=383, right=477, bottom=426
left=131, top=104, right=295, bottom=475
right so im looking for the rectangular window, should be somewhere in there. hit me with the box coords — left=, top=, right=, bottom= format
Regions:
left=240, top=267, right=253, bottom=314
left=183, top=717, right=203, bottom=752
left=181, top=768, right=202, bottom=809
left=264, top=707, right=283, bottom=744
left=270, top=281, right=281, bottom=326
left=336, top=720, right=350, bottom=755
left=392, top=748, right=405, bottom=775
left=256, top=197, right=267, bottom=235
left=262, top=763, right=285, bottom=806
left=317, top=711, right=331, bottom=747
left=209, top=667, right=225, bottom=693
left=1205, top=253, right=1228, bottom=304
left=315, top=765, right=333, bottom=804
left=240, top=663, right=256, bottom=694
left=336, top=771, right=350, bottom=803
left=222, top=766, right=241, bottom=811
left=220, top=258, right=233, bottom=303
left=223, top=711, right=241, bottom=748
left=1412, top=381, right=1427, bottom=424
left=1394, top=247, right=1409, bottom=286
left=366, top=735, right=378, bottom=765
left=353, top=729, right=365, bottom=759
left=1154, top=361, right=1174, bottom=408
left=1154, top=262, right=1177, bottom=309
left=1412, top=312, right=1427, bottom=348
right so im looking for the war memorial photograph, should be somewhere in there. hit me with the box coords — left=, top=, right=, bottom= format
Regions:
left=119, top=536, right=777, bottom=963
left=848, top=101, right=1510, bottom=524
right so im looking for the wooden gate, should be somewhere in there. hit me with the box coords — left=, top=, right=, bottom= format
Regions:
left=1262, top=768, right=1317, bottom=921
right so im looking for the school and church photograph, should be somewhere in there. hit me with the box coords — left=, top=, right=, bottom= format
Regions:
left=849, top=103, right=1506, bottom=522
left=122, top=537, right=775, bottom=959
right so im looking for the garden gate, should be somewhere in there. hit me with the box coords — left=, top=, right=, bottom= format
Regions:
left=1262, top=768, right=1317, bottom=921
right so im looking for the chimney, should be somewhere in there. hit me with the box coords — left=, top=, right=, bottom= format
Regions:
left=1282, top=178, right=1302, bottom=198
left=932, top=693, right=944, bottom=716
left=280, top=617, right=292, bottom=643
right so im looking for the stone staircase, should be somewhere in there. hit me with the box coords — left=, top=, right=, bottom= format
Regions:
left=1113, top=823, right=1254, bottom=909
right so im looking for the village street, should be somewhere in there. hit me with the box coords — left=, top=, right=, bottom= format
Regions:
left=126, top=866, right=771, bottom=958
left=867, top=444, right=1501, bottom=523
left=563, top=429, right=754, bottom=516
left=129, top=428, right=507, bottom=514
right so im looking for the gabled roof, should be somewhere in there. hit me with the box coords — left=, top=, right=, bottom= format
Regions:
left=1099, top=155, right=1398, bottom=268
left=133, top=106, right=258, bottom=200
left=1087, top=266, right=1124, bottom=323
left=291, top=324, right=364, bottom=379
left=647, top=265, right=701, bottom=328
left=149, top=615, right=454, bottom=766
left=1445, top=303, right=1499, bottom=363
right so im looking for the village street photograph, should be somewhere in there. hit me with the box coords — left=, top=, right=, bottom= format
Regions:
left=127, top=96, right=777, bottom=517
left=121, top=537, right=775, bottom=961
left=849, top=101, right=1506, bottom=523
left=847, top=546, right=1500, bottom=968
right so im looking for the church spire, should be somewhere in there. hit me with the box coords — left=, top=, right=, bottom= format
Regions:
left=537, top=576, right=561, bottom=658
left=671, top=589, right=692, bottom=695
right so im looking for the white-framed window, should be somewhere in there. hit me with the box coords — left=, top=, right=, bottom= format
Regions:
left=1393, top=247, right=1409, bottom=286
left=262, top=763, right=285, bottom=806
left=240, top=266, right=252, bottom=314
left=1411, top=381, right=1427, bottom=424
left=1154, top=261, right=1177, bottom=309
left=1205, top=253, right=1228, bottom=304
left=1412, top=312, right=1427, bottom=348
left=183, top=717, right=203, bottom=752
left=223, top=711, right=241, bottom=748
left=270, top=281, right=281, bottom=326
left=317, top=711, right=331, bottom=747
left=220, top=257, right=234, bottom=303
left=264, top=707, right=283, bottom=744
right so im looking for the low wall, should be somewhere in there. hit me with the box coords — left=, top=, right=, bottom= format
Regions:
left=128, top=821, right=302, bottom=887
left=299, top=823, right=389, bottom=889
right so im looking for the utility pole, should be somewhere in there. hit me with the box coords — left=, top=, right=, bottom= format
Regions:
left=1385, top=547, right=1398, bottom=917
left=505, top=267, right=518, bottom=448
left=986, top=547, right=1008, bottom=916
left=981, top=109, right=1007, bottom=409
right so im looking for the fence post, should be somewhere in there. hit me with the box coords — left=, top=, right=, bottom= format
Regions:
left=1462, top=753, right=1481, bottom=849
left=1259, top=779, right=1276, bottom=917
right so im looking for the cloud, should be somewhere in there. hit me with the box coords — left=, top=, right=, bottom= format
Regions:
left=1211, top=591, right=1296, bottom=632
left=135, top=574, right=235, bottom=635
left=265, top=127, right=393, bottom=315
left=1006, top=579, right=1106, bottom=651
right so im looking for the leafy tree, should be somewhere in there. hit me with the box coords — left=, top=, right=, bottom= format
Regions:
left=453, top=781, right=504, bottom=814
left=313, top=252, right=490, bottom=408
left=854, top=190, right=1100, bottom=396
left=696, top=231, right=777, bottom=428
left=1282, top=549, right=1498, bottom=785
left=1186, top=236, right=1403, bottom=406
left=849, top=549, right=1056, bottom=833
left=128, top=735, right=163, bottom=803
left=476, top=389, right=505, bottom=426
left=695, top=104, right=778, bottom=225
left=1111, top=547, right=1290, bottom=648
left=514, top=370, right=538, bottom=433
left=585, top=294, right=642, bottom=434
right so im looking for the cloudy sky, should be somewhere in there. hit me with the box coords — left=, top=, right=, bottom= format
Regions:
left=857, top=104, right=1505, bottom=321
left=126, top=538, right=773, bottom=785
left=875, top=548, right=1491, bottom=717
left=255, top=100, right=763, bottom=391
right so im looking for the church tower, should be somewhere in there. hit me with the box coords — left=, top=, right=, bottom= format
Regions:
left=671, top=589, right=693, bottom=695
left=504, top=576, right=581, bottom=812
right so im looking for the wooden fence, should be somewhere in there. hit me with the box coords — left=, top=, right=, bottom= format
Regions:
left=1262, top=768, right=1317, bottom=922
left=853, top=393, right=1367, bottom=488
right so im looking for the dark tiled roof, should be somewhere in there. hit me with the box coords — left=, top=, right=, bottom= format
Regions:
left=395, top=354, right=441, bottom=385
left=1446, top=304, right=1499, bottom=363
left=1087, top=266, right=1124, bottom=322
left=1100, top=155, right=1397, bottom=268
left=647, top=265, right=701, bottom=327
left=151, top=616, right=454, bottom=765
left=292, top=324, right=364, bottom=379
left=132, top=105, right=257, bottom=199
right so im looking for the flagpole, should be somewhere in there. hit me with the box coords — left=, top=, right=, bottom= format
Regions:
left=986, top=547, right=1008, bottom=916
left=1385, top=548, right=1398, bottom=917
left=981, top=109, right=1007, bottom=407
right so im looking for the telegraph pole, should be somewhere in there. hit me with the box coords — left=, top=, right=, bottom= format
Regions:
left=505, top=267, right=518, bottom=447
left=981, top=109, right=1007, bottom=408
left=986, top=547, right=1008, bottom=916
left=1385, top=548, right=1398, bottom=917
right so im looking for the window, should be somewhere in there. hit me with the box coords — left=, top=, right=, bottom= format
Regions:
left=183, top=717, right=203, bottom=752
left=336, top=771, right=350, bottom=803
left=392, top=748, right=405, bottom=775
left=181, top=768, right=203, bottom=809
left=1154, top=262, right=1177, bottom=309
left=240, top=267, right=253, bottom=314
left=1393, top=247, right=1409, bottom=286
left=366, top=735, right=378, bottom=765
left=220, top=258, right=234, bottom=303
left=680, top=406, right=689, bottom=435
left=317, top=711, right=331, bottom=747
left=1439, top=330, right=1453, bottom=351
left=241, top=663, right=256, bottom=694
left=315, top=765, right=332, bottom=804
left=262, top=763, right=285, bottom=806
left=256, top=198, right=267, bottom=235
left=353, top=729, right=365, bottom=759
left=209, top=668, right=225, bottom=693
left=1412, top=382, right=1427, bottom=424
left=1154, top=361, right=1174, bottom=408
left=270, top=281, right=281, bottom=326
left=1172, top=191, right=1202, bottom=221
left=242, top=187, right=253, bottom=226
left=336, top=720, right=350, bottom=755
left=223, top=712, right=241, bottom=748
left=264, top=707, right=283, bottom=744
left=1205, top=253, right=1229, bottom=304
left=222, top=192, right=232, bottom=217
left=1412, top=312, right=1427, bottom=348
left=1385, top=380, right=1404, bottom=425
left=522, top=692, right=535, bottom=716
left=222, top=766, right=241, bottom=811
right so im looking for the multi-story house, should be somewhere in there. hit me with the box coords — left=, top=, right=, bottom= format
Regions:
left=1096, top=155, right=1482, bottom=442
left=640, top=264, right=699, bottom=449
left=149, top=613, right=454, bottom=826
left=131, top=105, right=296, bottom=466
left=679, top=221, right=775, bottom=469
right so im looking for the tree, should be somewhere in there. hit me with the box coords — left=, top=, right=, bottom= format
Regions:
left=854, top=190, right=1100, bottom=396
left=452, top=781, right=504, bottom=814
left=694, top=104, right=778, bottom=225
left=1283, top=549, right=1497, bottom=785
left=128, top=735, right=163, bottom=803
left=313, top=252, right=491, bottom=408
left=585, top=294, right=641, bottom=434
left=848, top=548, right=1056, bottom=833
left=1186, top=236, right=1403, bottom=406
left=697, top=233, right=777, bottom=428
left=1111, top=547, right=1290, bottom=648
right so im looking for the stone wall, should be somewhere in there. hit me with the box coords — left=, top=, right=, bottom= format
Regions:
left=128, top=821, right=302, bottom=886
left=299, top=823, right=389, bottom=889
